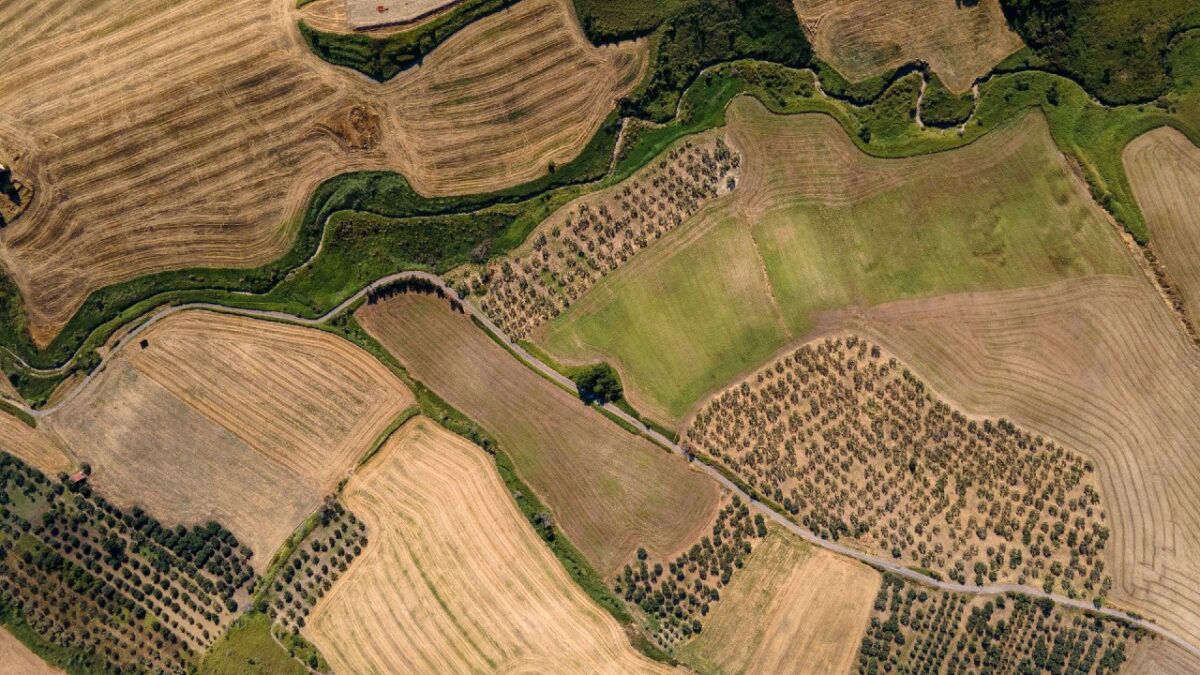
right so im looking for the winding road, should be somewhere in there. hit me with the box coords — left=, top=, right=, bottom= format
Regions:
left=10, top=269, right=1198, bottom=660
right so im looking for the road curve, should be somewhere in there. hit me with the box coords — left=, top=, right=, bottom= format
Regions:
left=12, top=269, right=1195, bottom=658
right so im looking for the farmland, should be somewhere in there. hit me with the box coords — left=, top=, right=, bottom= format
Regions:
left=816, top=275, right=1200, bottom=648
left=793, top=0, right=1022, bottom=92
left=305, top=416, right=671, bottom=673
left=346, top=0, right=464, bottom=29
left=538, top=97, right=1129, bottom=422
left=1124, top=128, right=1200, bottom=324
left=356, top=292, right=719, bottom=575
left=0, top=627, right=60, bottom=675
left=0, top=0, right=642, bottom=343
left=42, top=311, right=413, bottom=566
left=676, top=527, right=878, bottom=674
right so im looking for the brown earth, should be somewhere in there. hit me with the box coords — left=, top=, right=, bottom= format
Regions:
left=0, top=628, right=61, bottom=675
left=812, top=275, right=1200, bottom=649
left=0, top=0, right=643, bottom=344
left=1126, top=637, right=1200, bottom=675
left=305, top=416, right=672, bottom=674
left=676, top=527, right=878, bottom=674
left=792, top=0, right=1023, bottom=92
left=1124, top=127, right=1200, bottom=324
left=41, top=311, right=412, bottom=568
left=356, top=292, right=720, bottom=576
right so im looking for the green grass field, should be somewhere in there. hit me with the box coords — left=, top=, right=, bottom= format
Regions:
left=539, top=98, right=1132, bottom=423
left=198, top=613, right=308, bottom=675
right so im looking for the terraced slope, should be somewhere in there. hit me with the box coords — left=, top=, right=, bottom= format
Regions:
left=816, top=275, right=1200, bottom=650
left=0, top=0, right=642, bottom=343
left=793, top=0, right=1022, bottom=92
left=676, top=528, right=878, bottom=674
left=356, top=292, right=719, bottom=575
left=1124, top=127, right=1200, bottom=322
left=306, top=416, right=671, bottom=674
left=539, top=98, right=1129, bottom=422
left=42, top=311, right=412, bottom=567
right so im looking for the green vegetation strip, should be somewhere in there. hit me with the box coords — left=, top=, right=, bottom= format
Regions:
left=356, top=405, right=421, bottom=467
left=198, top=613, right=308, bottom=675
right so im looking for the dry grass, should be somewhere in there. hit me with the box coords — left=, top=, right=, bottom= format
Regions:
left=677, top=527, right=878, bottom=674
left=306, top=416, right=672, bottom=674
left=813, top=275, right=1200, bottom=648
left=0, top=413, right=70, bottom=475
left=1126, top=637, right=1200, bottom=675
left=346, top=0, right=464, bottom=29
left=356, top=292, right=719, bottom=575
left=41, top=311, right=412, bottom=568
left=0, top=628, right=61, bottom=675
left=792, top=0, right=1022, bottom=92
left=0, top=0, right=643, bottom=343
left=1124, top=127, right=1200, bottom=322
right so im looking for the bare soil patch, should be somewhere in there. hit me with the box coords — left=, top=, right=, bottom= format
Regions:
left=793, top=0, right=1023, bottom=92
left=42, top=311, right=412, bottom=568
left=356, top=292, right=719, bottom=575
left=346, top=0, right=464, bottom=29
left=0, top=0, right=643, bottom=343
left=814, top=275, right=1200, bottom=649
left=305, top=416, right=671, bottom=673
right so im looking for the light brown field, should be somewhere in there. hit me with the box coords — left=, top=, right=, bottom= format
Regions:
left=814, top=275, right=1200, bottom=648
left=42, top=311, right=412, bottom=567
left=0, top=628, right=61, bottom=675
left=676, top=527, right=878, bottom=675
left=792, top=0, right=1022, bottom=92
left=1124, top=127, right=1200, bottom=322
left=346, top=0, right=463, bottom=29
left=306, top=416, right=672, bottom=674
left=0, top=412, right=70, bottom=474
left=1126, top=637, right=1200, bottom=675
left=0, top=0, right=643, bottom=344
left=356, top=293, right=720, bottom=575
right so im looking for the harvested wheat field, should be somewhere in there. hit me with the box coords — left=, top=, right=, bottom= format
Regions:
left=0, top=412, right=70, bottom=475
left=0, top=628, right=61, bottom=675
left=0, top=0, right=642, bottom=342
left=306, top=416, right=671, bottom=674
left=793, top=0, right=1022, bottom=92
left=677, top=527, right=878, bottom=675
left=1126, top=637, right=1200, bottom=675
left=42, top=311, right=412, bottom=567
left=356, top=292, right=719, bottom=575
left=814, top=275, right=1200, bottom=647
left=1124, top=127, right=1200, bottom=321
left=347, top=0, right=464, bottom=29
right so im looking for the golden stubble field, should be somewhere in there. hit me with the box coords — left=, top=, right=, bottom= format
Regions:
left=306, top=416, right=672, bottom=674
left=1124, top=127, right=1200, bottom=323
left=0, top=0, right=643, bottom=343
left=813, top=275, right=1200, bottom=648
left=41, top=311, right=413, bottom=568
left=356, top=292, right=720, bottom=576
left=792, top=0, right=1022, bottom=92
left=0, top=627, right=62, bottom=675
left=677, top=527, right=878, bottom=674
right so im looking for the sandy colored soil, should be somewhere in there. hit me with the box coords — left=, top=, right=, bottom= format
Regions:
left=0, top=413, right=70, bottom=474
left=1124, top=127, right=1200, bottom=322
left=306, top=416, right=671, bottom=674
left=813, top=275, right=1200, bottom=648
left=346, top=0, right=462, bottom=29
left=677, top=528, right=878, bottom=674
left=1126, top=637, right=1200, bottom=675
left=0, top=0, right=643, bottom=344
left=793, top=0, right=1022, bottom=92
left=41, top=311, right=412, bottom=568
left=356, top=293, right=719, bottom=576
left=0, top=628, right=61, bottom=675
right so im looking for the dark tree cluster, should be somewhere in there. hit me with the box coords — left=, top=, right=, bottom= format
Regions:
left=366, top=276, right=463, bottom=313
left=266, top=497, right=366, bottom=632
left=0, top=452, right=257, bottom=673
left=685, top=336, right=1111, bottom=600
left=858, top=574, right=1142, bottom=674
left=463, top=138, right=739, bottom=339
left=613, top=497, right=767, bottom=648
